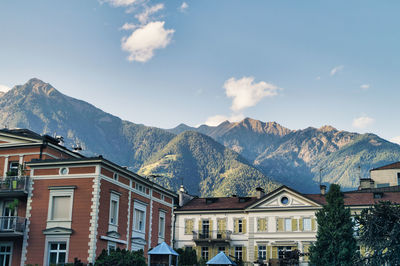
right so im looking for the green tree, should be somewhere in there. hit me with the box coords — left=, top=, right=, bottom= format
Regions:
left=309, top=184, right=358, bottom=266
left=95, top=248, right=146, bottom=266
left=357, top=201, right=400, bottom=265
left=176, top=248, right=197, bottom=266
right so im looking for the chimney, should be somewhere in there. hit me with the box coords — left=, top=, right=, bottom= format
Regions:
left=256, top=187, right=265, bottom=199
left=320, top=185, right=327, bottom=196
left=359, top=178, right=374, bottom=190
left=178, top=185, right=194, bottom=207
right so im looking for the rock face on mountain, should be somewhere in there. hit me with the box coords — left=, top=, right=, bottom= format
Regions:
left=169, top=120, right=400, bottom=191
left=2, top=78, right=400, bottom=194
left=0, top=78, right=276, bottom=195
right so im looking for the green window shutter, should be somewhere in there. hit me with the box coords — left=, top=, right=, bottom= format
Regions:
left=272, top=246, right=278, bottom=259
left=209, top=219, right=213, bottom=232
left=299, top=218, right=304, bottom=231
left=257, top=219, right=260, bottom=231
left=234, top=219, right=238, bottom=233
left=231, top=246, right=235, bottom=257
left=196, top=246, right=201, bottom=258
left=291, top=218, right=298, bottom=231
left=198, top=220, right=202, bottom=232
left=267, top=246, right=271, bottom=260
left=242, top=247, right=247, bottom=262
left=312, top=218, right=317, bottom=231
left=254, top=246, right=258, bottom=260
left=303, top=244, right=310, bottom=261
left=277, top=218, right=284, bottom=232
left=242, top=219, right=247, bottom=233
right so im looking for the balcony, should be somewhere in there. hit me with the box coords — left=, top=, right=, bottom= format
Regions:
left=193, top=230, right=232, bottom=243
left=0, top=176, right=30, bottom=196
left=0, top=216, right=27, bottom=237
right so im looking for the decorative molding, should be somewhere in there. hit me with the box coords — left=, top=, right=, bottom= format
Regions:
left=87, top=174, right=101, bottom=263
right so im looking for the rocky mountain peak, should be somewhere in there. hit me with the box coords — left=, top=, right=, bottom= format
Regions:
left=319, top=125, right=338, bottom=132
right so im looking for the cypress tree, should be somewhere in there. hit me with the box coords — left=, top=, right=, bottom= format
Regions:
left=309, top=184, right=358, bottom=266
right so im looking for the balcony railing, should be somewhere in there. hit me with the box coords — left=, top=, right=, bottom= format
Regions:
left=193, top=230, right=232, bottom=242
left=0, top=216, right=26, bottom=235
left=0, top=176, right=30, bottom=194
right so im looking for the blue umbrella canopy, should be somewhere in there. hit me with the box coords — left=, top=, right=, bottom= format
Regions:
left=148, top=242, right=179, bottom=256
left=206, top=252, right=237, bottom=265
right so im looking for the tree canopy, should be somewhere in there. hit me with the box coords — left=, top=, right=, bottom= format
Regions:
left=309, top=184, right=358, bottom=266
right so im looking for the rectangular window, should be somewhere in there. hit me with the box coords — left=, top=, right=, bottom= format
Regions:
left=8, top=162, right=19, bottom=176
left=135, top=183, right=146, bottom=193
left=257, top=218, right=267, bottom=232
left=201, top=246, right=209, bottom=260
left=202, top=220, right=210, bottom=238
left=109, top=193, right=120, bottom=225
left=284, top=218, right=292, bottom=232
left=134, top=209, right=145, bottom=232
left=238, top=219, right=243, bottom=233
left=397, top=173, right=400, bottom=185
left=0, top=243, right=12, bottom=266
left=107, top=242, right=117, bottom=254
left=48, top=242, right=67, bottom=265
left=51, top=196, right=71, bottom=220
left=303, top=218, right=311, bottom=231
left=235, top=246, right=243, bottom=260
left=278, top=246, right=291, bottom=259
left=258, top=245, right=266, bottom=260
left=158, top=211, right=165, bottom=238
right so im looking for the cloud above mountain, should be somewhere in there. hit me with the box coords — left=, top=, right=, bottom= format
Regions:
left=224, top=76, right=281, bottom=112
left=352, top=115, right=375, bottom=129
left=330, top=65, right=344, bottom=76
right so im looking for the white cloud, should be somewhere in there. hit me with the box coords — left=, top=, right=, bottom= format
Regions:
left=121, top=23, right=138, bottom=31
left=223, top=76, right=282, bottom=112
left=135, top=3, right=164, bottom=24
left=179, top=2, right=188, bottom=12
left=352, top=116, right=375, bottom=129
left=102, top=0, right=139, bottom=7
left=0, top=84, right=10, bottom=93
left=330, top=65, right=344, bottom=76
left=121, top=21, right=174, bottom=62
left=390, top=136, right=400, bottom=145
left=204, top=113, right=245, bottom=126
left=360, top=84, right=370, bottom=90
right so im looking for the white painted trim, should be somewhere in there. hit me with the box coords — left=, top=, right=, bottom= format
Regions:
left=21, top=170, right=34, bottom=266
left=100, top=236, right=128, bottom=245
left=109, top=192, right=120, bottom=226
left=148, top=188, right=153, bottom=249
left=0, top=241, right=13, bottom=266
left=43, top=235, right=70, bottom=266
left=126, top=188, right=131, bottom=250
left=87, top=171, right=101, bottom=263
left=0, top=152, right=58, bottom=159
left=33, top=174, right=96, bottom=179
left=3, top=156, right=8, bottom=177
left=47, top=188, right=75, bottom=229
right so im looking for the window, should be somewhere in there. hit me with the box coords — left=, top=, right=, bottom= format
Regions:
left=303, top=218, right=311, bottom=231
left=47, top=187, right=75, bottom=229
left=377, top=183, right=390, bottom=188
left=202, top=220, right=210, bottom=238
left=160, top=194, right=165, bottom=201
left=135, top=183, right=146, bottom=193
left=218, top=246, right=225, bottom=253
left=0, top=243, right=12, bottom=266
left=238, top=219, right=243, bottom=233
left=113, top=173, right=118, bottom=181
left=280, top=196, right=289, bottom=205
left=235, top=246, right=242, bottom=260
left=59, top=167, right=68, bottom=175
left=397, top=173, right=400, bottom=185
left=201, top=247, right=209, bottom=260
left=109, top=193, right=120, bottom=226
left=48, top=242, right=67, bottom=265
left=107, top=242, right=117, bottom=254
left=158, top=211, right=165, bottom=238
left=258, top=245, right=266, bottom=260
left=8, top=162, right=19, bottom=176
left=134, top=209, right=145, bottom=232
left=278, top=246, right=291, bottom=259
left=284, top=218, right=291, bottom=232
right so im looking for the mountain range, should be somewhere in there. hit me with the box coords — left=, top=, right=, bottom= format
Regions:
left=1, top=78, right=400, bottom=195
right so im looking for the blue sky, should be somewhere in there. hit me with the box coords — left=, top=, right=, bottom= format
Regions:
left=0, top=0, right=399, bottom=143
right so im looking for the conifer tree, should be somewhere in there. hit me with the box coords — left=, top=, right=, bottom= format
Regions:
left=309, top=184, right=358, bottom=266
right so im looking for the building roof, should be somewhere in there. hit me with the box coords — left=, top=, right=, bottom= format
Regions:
left=207, top=252, right=237, bottom=265
left=177, top=196, right=259, bottom=211
left=148, top=242, right=178, bottom=256
left=370, top=161, right=400, bottom=171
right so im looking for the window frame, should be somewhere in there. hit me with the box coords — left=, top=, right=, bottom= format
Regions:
left=284, top=218, right=292, bottom=232
left=201, top=246, right=209, bottom=260
left=234, top=246, right=243, bottom=260
left=107, top=241, right=117, bottom=254
left=109, top=193, right=120, bottom=226
left=158, top=211, right=166, bottom=239
left=43, top=236, right=70, bottom=266
left=303, top=217, right=312, bottom=231
left=133, top=201, right=147, bottom=233
left=238, top=219, right=243, bottom=233
left=258, top=245, right=267, bottom=260
left=0, top=242, right=13, bottom=266
left=8, top=161, right=19, bottom=176
left=47, top=187, right=74, bottom=228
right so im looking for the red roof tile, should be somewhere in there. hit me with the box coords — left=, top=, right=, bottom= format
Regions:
left=371, top=161, right=400, bottom=171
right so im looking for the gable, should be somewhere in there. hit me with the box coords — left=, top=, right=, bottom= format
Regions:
left=0, top=134, right=41, bottom=146
left=248, top=187, right=321, bottom=210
